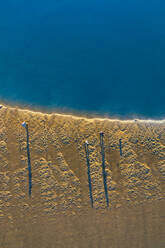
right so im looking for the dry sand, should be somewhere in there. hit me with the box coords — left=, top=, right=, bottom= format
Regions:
left=0, top=104, right=164, bottom=247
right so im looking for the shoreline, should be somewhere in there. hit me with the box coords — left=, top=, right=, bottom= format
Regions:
left=0, top=99, right=164, bottom=248
left=1, top=101, right=165, bottom=124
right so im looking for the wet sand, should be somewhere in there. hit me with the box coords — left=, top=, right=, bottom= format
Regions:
left=0, top=104, right=164, bottom=247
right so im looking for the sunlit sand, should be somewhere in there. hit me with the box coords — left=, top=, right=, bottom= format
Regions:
left=0, top=104, right=164, bottom=247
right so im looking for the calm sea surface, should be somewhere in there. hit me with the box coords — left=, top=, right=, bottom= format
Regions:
left=0, top=0, right=165, bottom=118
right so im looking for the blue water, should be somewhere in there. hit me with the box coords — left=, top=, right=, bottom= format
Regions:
left=0, top=0, right=165, bottom=118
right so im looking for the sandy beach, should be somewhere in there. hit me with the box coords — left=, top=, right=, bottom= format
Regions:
left=0, top=104, right=164, bottom=247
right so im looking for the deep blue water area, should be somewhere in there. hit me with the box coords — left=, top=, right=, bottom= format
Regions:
left=0, top=0, right=165, bottom=118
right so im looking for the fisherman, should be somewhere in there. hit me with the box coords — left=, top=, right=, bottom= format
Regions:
left=22, top=121, right=32, bottom=198
left=100, top=131, right=109, bottom=207
left=119, top=138, right=123, bottom=156
left=84, top=140, right=93, bottom=208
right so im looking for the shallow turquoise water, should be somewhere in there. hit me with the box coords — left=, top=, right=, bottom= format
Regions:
left=0, top=0, right=165, bottom=118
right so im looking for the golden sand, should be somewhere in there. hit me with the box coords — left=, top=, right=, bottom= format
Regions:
left=0, top=104, right=164, bottom=247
